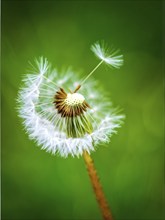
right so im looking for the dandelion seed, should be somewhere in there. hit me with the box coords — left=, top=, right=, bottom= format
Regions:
left=91, top=41, right=123, bottom=69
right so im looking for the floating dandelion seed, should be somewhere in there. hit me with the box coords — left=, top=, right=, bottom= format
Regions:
left=17, top=42, right=124, bottom=220
left=91, top=42, right=123, bottom=68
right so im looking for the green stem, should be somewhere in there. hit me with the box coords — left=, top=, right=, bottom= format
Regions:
left=83, top=151, right=114, bottom=220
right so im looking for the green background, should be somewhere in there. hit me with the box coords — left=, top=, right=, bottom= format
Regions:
left=2, top=0, right=164, bottom=220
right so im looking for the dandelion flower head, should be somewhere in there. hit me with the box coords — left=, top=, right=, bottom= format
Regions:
left=17, top=42, right=124, bottom=157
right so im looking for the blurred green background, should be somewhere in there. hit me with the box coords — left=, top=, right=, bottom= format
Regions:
left=2, top=0, right=164, bottom=220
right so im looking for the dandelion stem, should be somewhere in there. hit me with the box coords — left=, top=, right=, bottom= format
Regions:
left=81, top=60, right=104, bottom=85
left=83, top=151, right=114, bottom=220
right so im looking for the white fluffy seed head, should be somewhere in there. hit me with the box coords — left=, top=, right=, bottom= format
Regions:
left=65, top=93, right=85, bottom=106
left=17, top=54, right=124, bottom=157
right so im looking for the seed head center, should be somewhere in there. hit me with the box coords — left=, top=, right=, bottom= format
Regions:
left=65, top=93, right=85, bottom=106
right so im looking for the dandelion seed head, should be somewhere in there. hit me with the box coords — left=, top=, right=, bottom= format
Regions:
left=17, top=43, right=124, bottom=157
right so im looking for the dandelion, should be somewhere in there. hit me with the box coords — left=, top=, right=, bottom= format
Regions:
left=17, top=42, right=124, bottom=220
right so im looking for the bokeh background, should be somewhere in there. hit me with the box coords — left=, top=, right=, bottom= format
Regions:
left=2, top=0, right=164, bottom=220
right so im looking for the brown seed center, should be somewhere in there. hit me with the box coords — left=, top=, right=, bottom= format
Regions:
left=53, top=88, right=90, bottom=117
